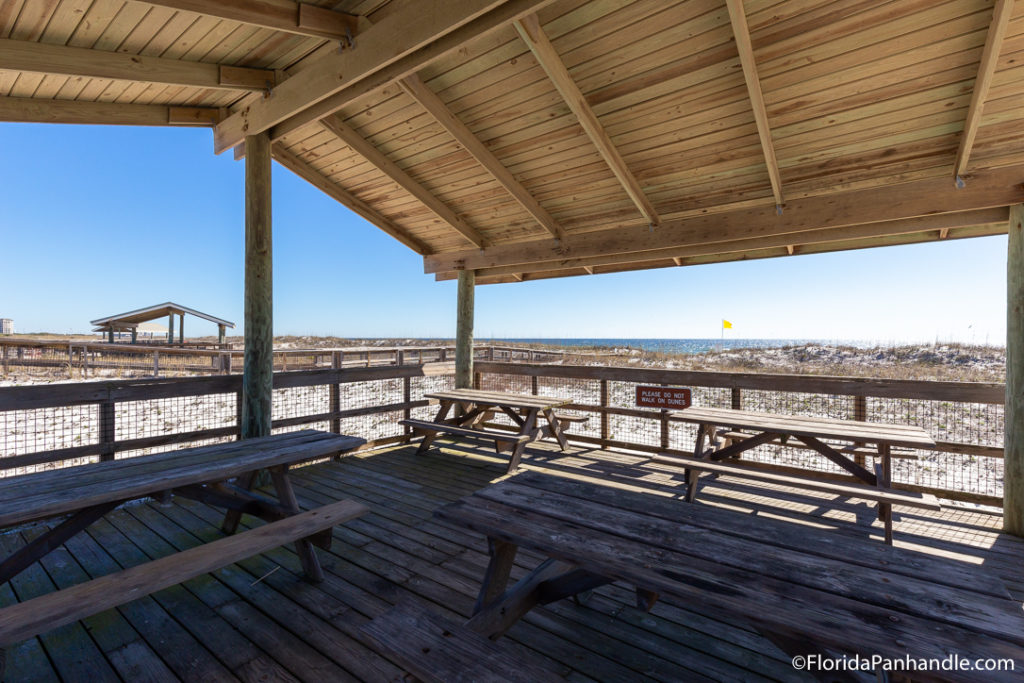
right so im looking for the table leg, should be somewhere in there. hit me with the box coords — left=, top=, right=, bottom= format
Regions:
left=507, top=410, right=538, bottom=472
left=416, top=400, right=454, bottom=455
left=221, top=470, right=256, bottom=533
left=542, top=408, right=569, bottom=450
left=685, top=422, right=710, bottom=502
left=473, top=538, right=519, bottom=613
left=270, top=465, right=324, bottom=582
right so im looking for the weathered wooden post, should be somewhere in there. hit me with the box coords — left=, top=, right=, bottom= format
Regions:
left=218, top=324, right=226, bottom=346
left=167, top=314, right=174, bottom=344
left=455, top=269, right=475, bottom=388
left=1006, top=203, right=1024, bottom=536
left=178, top=314, right=184, bottom=346
left=241, top=131, right=273, bottom=440
left=107, top=328, right=114, bottom=344
left=130, top=328, right=137, bottom=344
left=330, top=351, right=342, bottom=434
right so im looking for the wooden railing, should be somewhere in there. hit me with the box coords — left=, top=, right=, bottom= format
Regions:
left=0, top=361, right=1005, bottom=506
left=0, top=338, right=571, bottom=379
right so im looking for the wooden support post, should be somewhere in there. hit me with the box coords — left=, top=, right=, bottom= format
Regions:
left=531, top=375, right=539, bottom=396
left=107, top=328, right=114, bottom=344
left=403, top=376, right=412, bottom=437
left=131, top=329, right=137, bottom=345
left=600, top=379, right=610, bottom=445
left=167, top=314, right=174, bottom=344
left=218, top=324, right=226, bottom=346
left=178, top=314, right=184, bottom=345
left=330, top=351, right=341, bottom=434
left=66, top=344, right=73, bottom=378
left=1006, top=203, right=1024, bottom=536
left=474, top=372, right=482, bottom=390
left=456, top=269, right=475, bottom=389
left=242, top=131, right=274, bottom=441
left=853, top=394, right=868, bottom=469
left=397, top=349, right=405, bottom=366
left=98, top=398, right=115, bottom=462
left=731, top=387, right=742, bottom=410
left=152, top=351, right=160, bottom=377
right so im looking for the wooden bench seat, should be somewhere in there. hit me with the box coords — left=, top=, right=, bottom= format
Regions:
left=360, top=602, right=561, bottom=683
left=0, top=499, right=368, bottom=666
left=714, top=430, right=918, bottom=459
left=653, top=453, right=939, bottom=544
left=401, top=418, right=531, bottom=449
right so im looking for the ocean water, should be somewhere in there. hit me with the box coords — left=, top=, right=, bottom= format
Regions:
left=488, top=338, right=824, bottom=354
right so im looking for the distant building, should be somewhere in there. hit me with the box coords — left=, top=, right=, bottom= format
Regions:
left=0, top=319, right=12, bottom=335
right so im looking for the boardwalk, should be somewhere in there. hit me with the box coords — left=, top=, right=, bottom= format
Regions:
left=2, top=439, right=1020, bottom=682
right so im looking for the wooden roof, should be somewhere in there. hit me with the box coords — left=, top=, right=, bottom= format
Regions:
left=91, top=302, right=234, bottom=328
left=3, top=0, right=1024, bottom=284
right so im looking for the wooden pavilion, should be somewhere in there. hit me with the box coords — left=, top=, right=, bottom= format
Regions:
left=90, top=302, right=234, bottom=345
left=1, top=0, right=1023, bottom=542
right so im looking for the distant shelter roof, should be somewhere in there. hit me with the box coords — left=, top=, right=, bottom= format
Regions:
left=90, top=303, right=234, bottom=330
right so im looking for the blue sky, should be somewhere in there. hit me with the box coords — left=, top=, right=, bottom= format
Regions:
left=0, top=123, right=1008, bottom=344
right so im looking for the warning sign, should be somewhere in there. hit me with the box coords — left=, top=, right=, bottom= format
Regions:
left=635, top=386, right=692, bottom=409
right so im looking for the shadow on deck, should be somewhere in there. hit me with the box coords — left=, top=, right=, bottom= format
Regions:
left=2, top=438, right=1021, bottom=682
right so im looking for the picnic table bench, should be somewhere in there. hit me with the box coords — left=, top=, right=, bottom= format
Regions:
left=0, top=430, right=368, bottom=669
left=435, top=472, right=1024, bottom=682
left=402, top=389, right=576, bottom=473
left=662, top=407, right=939, bottom=544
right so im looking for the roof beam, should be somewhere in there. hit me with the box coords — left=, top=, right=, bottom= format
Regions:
left=423, top=164, right=1024, bottom=273
left=0, top=96, right=219, bottom=126
left=435, top=209, right=1009, bottom=279
left=954, top=0, right=1014, bottom=180
left=725, top=0, right=783, bottom=208
left=0, top=38, right=275, bottom=92
left=399, top=72, right=564, bottom=239
left=473, top=223, right=1007, bottom=285
left=513, top=14, right=658, bottom=225
left=139, top=0, right=359, bottom=41
left=214, top=0, right=557, bottom=154
left=271, top=144, right=431, bottom=255
left=320, top=115, right=487, bottom=248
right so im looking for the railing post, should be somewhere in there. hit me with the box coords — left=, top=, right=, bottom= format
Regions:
left=600, top=379, right=610, bottom=446
left=397, top=349, right=405, bottom=366
left=474, top=371, right=482, bottom=390
left=853, top=394, right=868, bottom=468
left=153, top=350, right=159, bottom=378
left=488, top=346, right=495, bottom=361
left=235, top=390, right=244, bottom=440
left=404, top=376, right=412, bottom=437
left=1, top=345, right=6, bottom=376
left=531, top=375, right=539, bottom=396
left=99, top=396, right=115, bottom=462
left=67, top=343, right=73, bottom=379
left=731, top=387, right=742, bottom=410
left=330, top=351, right=341, bottom=434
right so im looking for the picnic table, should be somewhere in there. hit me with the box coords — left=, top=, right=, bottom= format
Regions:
left=401, top=389, right=576, bottom=472
left=0, top=430, right=369, bottom=669
left=436, top=472, right=1024, bottom=682
left=666, top=406, right=937, bottom=543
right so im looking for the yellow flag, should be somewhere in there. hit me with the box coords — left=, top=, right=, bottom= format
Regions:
left=722, top=320, right=733, bottom=329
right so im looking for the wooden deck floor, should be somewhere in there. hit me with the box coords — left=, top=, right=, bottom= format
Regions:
left=2, top=438, right=1021, bottom=682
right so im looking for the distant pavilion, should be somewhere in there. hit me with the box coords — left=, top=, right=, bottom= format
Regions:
left=90, top=303, right=234, bottom=346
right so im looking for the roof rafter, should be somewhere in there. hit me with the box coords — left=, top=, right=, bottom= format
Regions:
left=0, top=96, right=219, bottom=126
left=399, top=72, right=564, bottom=240
left=434, top=209, right=1009, bottom=280
left=513, top=13, right=659, bottom=226
left=0, top=38, right=275, bottom=92
left=320, top=115, right=487, bottom=248
left=271, top=144, right=432, bottom=255
left=214, top=0, right=559, bottom=154
left=725, top=0, right=783, bottom=208
left=423, top=164, right=1024, bottom=273
left=954, top=0, right=1014, bottom=180
left=138, top=0, right=359, bottom=41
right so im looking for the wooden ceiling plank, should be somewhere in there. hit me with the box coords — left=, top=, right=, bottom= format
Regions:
left=435, top=208, right=1009, bottom=279
left=954, top=0, right=1014, bottom=180
left=214, top=0, right=557, bottom=154
left=271, top=143, right=432, bottom=255
left=513, top=13, right=659, bottom=226
left=0, top=37, right=275, bottom=92
left=725, top=0, right=783, bottom=208
left=424, top=165, right=1024, bottom=273
left=0, top=95, right=219, bottom=126
left=399, top=72, right=564, bottom=239
left=320, top=114, right=487, bottom=248
left=139, top=0, right=358, bottom=41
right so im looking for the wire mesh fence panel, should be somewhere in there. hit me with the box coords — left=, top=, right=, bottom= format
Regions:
left=0, top=404, right=99, bottom=475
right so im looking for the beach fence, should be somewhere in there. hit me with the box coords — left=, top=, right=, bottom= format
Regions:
left=0, top=360, right=1006, bottom=507
left=0, top=339, right=572, bottom=380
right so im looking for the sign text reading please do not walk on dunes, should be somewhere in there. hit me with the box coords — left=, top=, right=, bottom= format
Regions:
left=635, top=386, right=692, bottom=409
